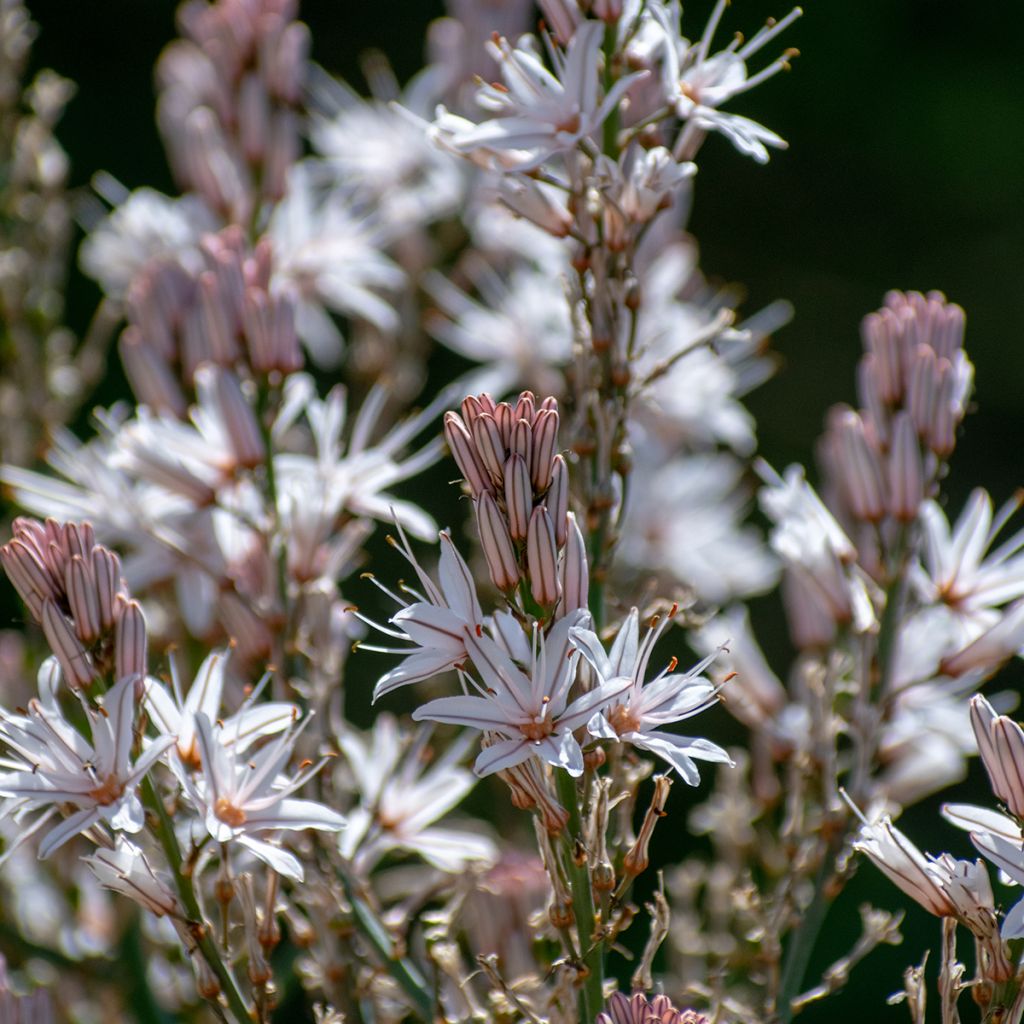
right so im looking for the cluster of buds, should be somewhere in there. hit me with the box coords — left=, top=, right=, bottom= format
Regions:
left=596, top=991, right=708, bottom=1024
left=820, top=291, right=970, bottom=570
left=122, top=227, right=302, bottom=416
left=0, top=518, right=146, bottom=688
left=445, top=392, right=584, bottom=612
left=156, top=0, right=309, bottom=221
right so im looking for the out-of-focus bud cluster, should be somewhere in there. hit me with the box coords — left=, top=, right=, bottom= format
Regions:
left=596, top=990, right=708, bottom=1024
left=0, top=0, right=108, bottom=468
left=0, top=518, right=146, bottom=687
left=820, top=290, right=970, bottom=577
left=157, top=0, right=309, bottom=222
left=445, top=391, right=586, bottom=612
left=121, top=225, right=302, bottom=415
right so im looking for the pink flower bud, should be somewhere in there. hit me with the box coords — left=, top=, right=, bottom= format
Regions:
left=510, top=418, right=533, bottom=479
left=0, top=539, right=58, bottom=620
left=559, top=511, right=589, bottom=615
left=475, top=493, right=520, bottom=592
left=887, top=411, right=923, bottom=522
left=66, top=555, right=101, bottom=644
left=835, top=409, right=885, bottom=522
left=471, top=412, right=507, bottom=486
left=514, top=392, right=536, bottom=424
left=444, top=412, right=493, bottom=496
left=531, top=409, right=559, bottom=492
left=115, top=596, right=148, bottom=684
left=970, top=696, right=1024, bottom=818
left=207, top=366, right=266, bottom=468
left=504, top=454, right=533, bottom=542
left=198, top=271, right=240, bottom=365
left=119, top=328, right=188, bottom=418
left=527, top=507, right=560, bottom=607
left=268, top=290, right=303, bottom=374
left=42, top=599, right=94, bottom=689
left=907, top=344, right=938, bottom=438
left=238, top=72, right=270, bottom=164
left=548, top=455, right=570, bottom=547
left=928, top=360, right=957, bottom=458
left=494, top=401, right=514, bottom=447
left=92, top=547, right=123, bottom=631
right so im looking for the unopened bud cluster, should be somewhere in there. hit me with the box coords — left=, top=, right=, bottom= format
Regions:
left=0, top=518, right=146, bottom=687
left=157, top=0, right=309, bottom=220
left=821, top=291, right=969, bottom=563
left=122, top=227, right=302, bottom=416
left=445, top=391, right=586, bottom=611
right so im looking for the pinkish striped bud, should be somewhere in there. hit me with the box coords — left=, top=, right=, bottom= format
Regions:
left=836, top=410, right=885, bottom=522
left=268, top=291, right=303, bottom=374
left=263, top=109, right=299, bottom=203
left=861, top=309, right=905, bottom=404
left=472, top=412, right=507, bottom=486
left=181, top=304, right=213, bottom=384
left=460, top=395, right=485, bottom=432
left=510, top=419, right=533, bottom=479
left=475, top=493, right=520, bottom=592
left=548, top=455, right=570, bottom=547
left=531, top=409, right=559, bottom=492
left=1, top=538, right=59, bottom=620
left=907, top=344, right=938, bottom=438
left=504, top=454, right=533, bottom=542
left=559, top=512, right=589, bottom=615
left=856, top=355, right=888, bottom=445
left=115, top=596, right=148, bottom=684
left=238, top=72, right=270, bottom=164
left=514, top=392, right=536, bottom=424
left=445, top=412, right=493, bottom=496
left=65, top=555, right=101, bottom=644
left=41, top=599, right=94, bottom=688
left=91, top=547, right=123, bottom=631
left=499, top=178, right=572, bottom=238
left=198, top=271, right=239, bottom=364
left=242, top=289, right=273, bottom=372
left=593, top=0, right=623, bottom=20
left=494, top=401, right=513, bottom=447
left=527, top=507, right=560, bottom=607
left=970, top=695, right=1024, bottom=818
left=205, top=366, right=265, bottom=468
left=119, top=328, right=188, bottom=418
left=928, top=361, right=957, bottom=458
left=62, top=522, right=95, bottom=561
left=887, top=411, right=923, bottom=522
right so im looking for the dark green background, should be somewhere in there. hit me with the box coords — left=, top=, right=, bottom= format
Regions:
left=17, top=1, right=1024, bottom=1020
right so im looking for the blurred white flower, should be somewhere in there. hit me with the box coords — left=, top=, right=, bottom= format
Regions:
left=338, top=715, right=495, bottom=872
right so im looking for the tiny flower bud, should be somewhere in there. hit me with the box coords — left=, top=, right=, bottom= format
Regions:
left=475, top=493, right=520, bottom=592
left=622, top=775, right=672, bottom=877
left=41, top=599, right=94, bottom=689
left=510, top=418, right=533, bottom=479
left=471, top=412, right=507, bottom=486
left=531, top=408, right=559, bottom=492
left=115, top=596, right=148, bottom=684
left=65, top=555, right=101, bottom=644
left=559, top=512, right=589, bottom=615
left=548, top=455, right=570, bottom=547
left=445, top=413, right=493, bottom=497
left=119, top=328, right=188, bottom=417
left=504, top=454, right=533, bottom=542
left=527, top=507, right=560, bottom=608
left=887, top=411, right=923, bottom=522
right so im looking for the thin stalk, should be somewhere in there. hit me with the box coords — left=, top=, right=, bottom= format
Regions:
left=555, top=769, right=604, bottom=1022
left=141, top=776, right=253, bottom=1024
left=339, top=873, right=435, bottom=1021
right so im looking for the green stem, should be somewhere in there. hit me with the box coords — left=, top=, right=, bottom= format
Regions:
left=338, top=874, right=434, bottom=1021
left=142, top=776, right=253, bottom=1024
left=601, top=22, right=620, bottom=157
left=555, top=769, right=604, bottom=1023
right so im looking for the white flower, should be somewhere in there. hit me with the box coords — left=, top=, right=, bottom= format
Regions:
left=915, top=490, right=1024, bottom=634
left=79, top=180, right=217, bottom=298
left=431, top=22, right=644, bottom=171
left=0, top=675, right=175, bottom=859
left=618, top=447, right=778, bottom=603
left=177, top=712, right=345, bottom=882
left=144, top=648, right=298, bottom=770
left=362, top=525, right=484, bottom=701
left=657, top=1, right=801, bottom=163
left=268, top=163, right=405, bottom=366
left=411, top=609, right=627, bottom=778
left=338, top=715, right=496, bottom=872
left=571, top=609, right=731, bottom=783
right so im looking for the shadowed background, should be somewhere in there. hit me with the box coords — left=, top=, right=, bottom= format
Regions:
left=15, top=0, right=1024, bottom=1019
